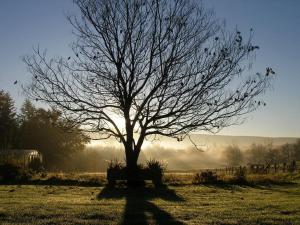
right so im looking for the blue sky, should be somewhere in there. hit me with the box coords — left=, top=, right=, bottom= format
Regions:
left=0, top=0, right=299, bottom=138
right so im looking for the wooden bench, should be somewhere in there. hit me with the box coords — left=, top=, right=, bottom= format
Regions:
left=107, top=167, right=163, bottom=186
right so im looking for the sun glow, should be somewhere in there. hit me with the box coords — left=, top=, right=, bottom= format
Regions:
left=86, top=136, right=154, bottom=149
left=111, top=115, right=126, bottom=131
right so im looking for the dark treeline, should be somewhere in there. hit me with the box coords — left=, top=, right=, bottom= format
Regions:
left=224, top=142, right=300, bottom=167
left=0, top=90, right=89, bottom=170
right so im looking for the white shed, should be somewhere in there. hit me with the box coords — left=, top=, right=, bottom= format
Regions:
left=0, top=150, right=42, bottom=168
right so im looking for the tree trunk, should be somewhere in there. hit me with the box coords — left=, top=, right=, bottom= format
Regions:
left=125, top=147, right=139, bottom=169
left=123, top=115, right=145, bottom=185
left=125, top=144, right=143, bottom=186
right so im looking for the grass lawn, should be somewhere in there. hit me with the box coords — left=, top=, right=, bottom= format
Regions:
left=0, top=181, right=299, bottom=225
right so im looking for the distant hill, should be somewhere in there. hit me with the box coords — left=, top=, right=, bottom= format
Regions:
left=88, top=134, right=299, bottom=152
left=156, top=134, right=299, bottom=150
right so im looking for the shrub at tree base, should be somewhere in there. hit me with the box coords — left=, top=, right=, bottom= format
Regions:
left=107, top=160, right=165, bottom=186
left=146, top=159, right=166, bottom=186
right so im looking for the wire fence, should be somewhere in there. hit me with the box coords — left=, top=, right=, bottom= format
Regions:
left=209, top=161, right=299, bottom=175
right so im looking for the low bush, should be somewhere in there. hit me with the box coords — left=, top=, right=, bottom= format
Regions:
left=146, top=159, right=166, bottom=185
left=107, top=159, right=125, bottom=186
left=107, top=159, right=124, bottom=171
left=232, top=166, right=247, bottom=183
left=0, top=163, right=32, bottom=182
left=193, top=170, right=218, bottom=184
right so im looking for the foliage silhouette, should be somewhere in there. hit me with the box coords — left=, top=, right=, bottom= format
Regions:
left=18, top=100, right=89, bottom=170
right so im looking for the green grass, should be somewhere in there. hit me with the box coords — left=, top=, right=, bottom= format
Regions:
left=0, top=180, right=299, bottom=225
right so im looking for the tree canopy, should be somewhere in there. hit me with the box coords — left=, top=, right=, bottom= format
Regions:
left=19, top=100, right=89, bottom=170
left=24, top=0, right=274, bottom=169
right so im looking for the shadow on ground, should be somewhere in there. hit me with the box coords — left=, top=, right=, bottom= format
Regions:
left=97, top=185, right=185, bottom=225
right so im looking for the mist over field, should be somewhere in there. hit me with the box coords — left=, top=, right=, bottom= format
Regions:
left=71, top=134, right=298, bottom=172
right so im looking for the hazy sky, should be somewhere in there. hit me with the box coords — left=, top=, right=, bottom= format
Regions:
left=0, top=0, right=299, bottom=138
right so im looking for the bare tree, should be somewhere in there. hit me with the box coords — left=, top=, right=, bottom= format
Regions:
left=24, top=0, right=274, bottom=172
left=224, top=144, right=243, bottom=167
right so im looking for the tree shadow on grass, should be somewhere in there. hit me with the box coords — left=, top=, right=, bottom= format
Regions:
left=97, top=185, right=186, bottom=225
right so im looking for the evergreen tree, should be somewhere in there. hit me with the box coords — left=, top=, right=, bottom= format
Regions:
left=0, top=90, right=17, bottom=149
